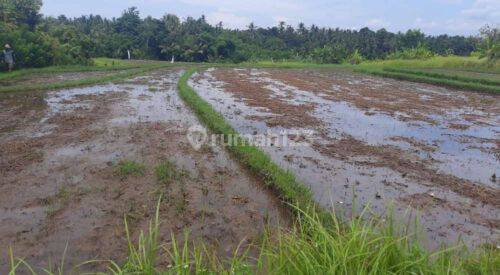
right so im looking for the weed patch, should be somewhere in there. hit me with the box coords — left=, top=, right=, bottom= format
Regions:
left=115, top=160, right=146, bottom=178
left=154, top=160, right=184, bottom=185
left=10, top=200, right=495, bottom=274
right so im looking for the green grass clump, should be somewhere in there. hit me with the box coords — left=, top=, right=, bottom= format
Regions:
left=263, top=207, right=499, bottom=274
left=115, top=160, right=146, bottom=178
left=155, top=160, right=183, bottom=185
left=10, top=200, right=498, bottom=274
left=110, top=203, right=499, bottom=274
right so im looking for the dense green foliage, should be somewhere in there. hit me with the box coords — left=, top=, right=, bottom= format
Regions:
left=2, top=0, right=498, bottom=71
left=0, top=0, right=93, bottom=70
left=50, top=10, right=482, bottom=64
left=477, top=25, right=500, bottom=62
left=387, top=44, right=435, bottom=60
left=3, top=1, right=495, bottom=70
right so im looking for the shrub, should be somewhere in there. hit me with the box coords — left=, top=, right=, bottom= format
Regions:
left=387, top=44, right=434, bottom=60
left=478, top=25, right=499, bottom=62
left=311, top=45, right=349, bottom=64
left=155, top=160, right=184, bottom=185
left=346, top=49, right=364, bottom=64
left=115, top=160, right=145, bottom=178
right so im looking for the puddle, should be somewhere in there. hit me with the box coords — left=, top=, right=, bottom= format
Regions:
left=190, top=67, right=500, bottom=248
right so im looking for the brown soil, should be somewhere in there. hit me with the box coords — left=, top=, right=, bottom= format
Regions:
left=313, top=135, right=499, bottom=206
left=0, top=71, right=118, bottom=87
left=266, top=69, right=500, bottom=126
left=0, top=69, right=287, bottom=273
left=208, top=69, right=321, bottom=128
left=401, top=193, right=500, bottom=230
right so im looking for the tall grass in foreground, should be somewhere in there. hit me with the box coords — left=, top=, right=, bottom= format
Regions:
left=9, top=201, right=498, bottom=274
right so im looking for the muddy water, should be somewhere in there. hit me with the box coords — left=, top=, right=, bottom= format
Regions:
left=0, top=69, right=287, bottom=272
left=190, top=67, right=500, bottom=248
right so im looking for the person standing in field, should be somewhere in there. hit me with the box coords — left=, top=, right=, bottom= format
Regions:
left=3, top=44, right=15, bottom=72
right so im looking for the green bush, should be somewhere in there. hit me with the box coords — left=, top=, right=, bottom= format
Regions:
left=387, top=44, right=434, bottom=60
left=346, top=49, right=364, bottom=64
left=0, top=0, right=92, bottom=71
left=485, top=43, right=499, bottom=63
left=477, top=25, right=499, bottom=63
left=311, top=45, right=349, bottom=64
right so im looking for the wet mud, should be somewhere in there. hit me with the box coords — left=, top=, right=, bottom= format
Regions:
left=190, top=67, right=500, bottom=248
left=0, top=69, right=287, bottom=272
left=0, top=71, right=119, bottom=87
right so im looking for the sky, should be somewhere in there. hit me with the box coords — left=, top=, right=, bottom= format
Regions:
left=41, top=0, right=500, bottom=36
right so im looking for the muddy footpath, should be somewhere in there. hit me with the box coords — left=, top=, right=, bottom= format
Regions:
left=190, top=67, right=500, bottom=249
left=0, top=69, right=287, bottom=272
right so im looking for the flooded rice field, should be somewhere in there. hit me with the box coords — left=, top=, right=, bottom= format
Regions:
left=190, top=67, right=500, bottom=248
left=0, top=69, right=286, bottom=272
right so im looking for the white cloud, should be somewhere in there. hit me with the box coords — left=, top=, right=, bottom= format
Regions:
left=366, top=18, right=390, bottom=29
left=180, top=0, right=303, bottom=15
left=414, top=17, right=438, bottom=29
left=273, top=16, right=290, bottom=25
left=461, top=0, right=500, bottom=20
left=206, top=10, right=251, bottom=29
left=407, top=0, right=499, bottom=35
left=42, top=0, right=495, bottom=35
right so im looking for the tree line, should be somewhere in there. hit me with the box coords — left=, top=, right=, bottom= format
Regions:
left=1, top=0, right=497, bottom=70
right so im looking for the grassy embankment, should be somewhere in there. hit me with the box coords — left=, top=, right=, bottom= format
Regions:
left=355, top=56, right=500, bottom=93
left=0, top=58, right=190, bottom=94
